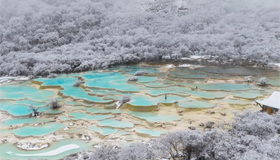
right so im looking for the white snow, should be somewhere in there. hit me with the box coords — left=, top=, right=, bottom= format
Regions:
left=180, top=57, right=191, bottom=60
left=116, top=101, right=122, bottom=109
left=273, top=63, right=280, bottom=68
left=178, top=64, right=204, bottom=69
left=165, top=64, right=175, bottom=68
left=255, top=91, right=280, bottom=109
left=0, top=76, right=29, bottom=84
left=178, top=64, right=192, bottom=67
left=16, top=143, right=49, bottom=151
left=190, top=55, right=205, bottom=59
left=7, top=144, right=80, bottom=157
left=181, top=55, right=210, bottom=60
left=63, top=127, right=69, bottom=131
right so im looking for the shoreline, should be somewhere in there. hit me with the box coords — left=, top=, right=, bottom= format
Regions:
left=0, top=57, right=279, bottom=80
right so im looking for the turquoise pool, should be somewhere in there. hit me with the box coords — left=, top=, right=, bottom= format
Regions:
left=98, top=119, right=134, bottom=128
left=0, top=64, right=278, bottom=160
left=69, top=112, right=113, bottom=120
left=129, top=112, right=180, bottom=123
left=12, top=122, right=66, bottom=137
left=89, top=126, right=117, bottom=135
left=0, top=139, right=90, bottom=160
left=0, top=83, right=55, bottom=101
left=135, top=128, right=165, bottom=137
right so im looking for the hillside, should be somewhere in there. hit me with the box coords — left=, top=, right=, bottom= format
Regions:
left=0, top=0, right=279, bottom=76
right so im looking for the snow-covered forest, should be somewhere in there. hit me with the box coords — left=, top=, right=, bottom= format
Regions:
left=65, top=111, right=280, bottom=160
left=0, top=0, right=279, bottom=76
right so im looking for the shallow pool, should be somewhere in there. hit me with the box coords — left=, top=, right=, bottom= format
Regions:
left=0, top=139, right=90, bottom=160
left=70, top=112, right=113, bottom=120
left=98, top=119, right=134, bottom=128
left=89, top=126, right=117, bottom=135
left=0, top=83, right=55, bottom=101
left=12, top=122, right=66, bottom=137
left=135, top=128, right=165, bottom=137
left=0, top=64, right=278, bottom=160
left=129, top=112, right=180, bottom=123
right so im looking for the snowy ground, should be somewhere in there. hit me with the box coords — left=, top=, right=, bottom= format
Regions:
left=7, top=144, right=80, bottom=157
left=0, top=77, right=30, bottom=84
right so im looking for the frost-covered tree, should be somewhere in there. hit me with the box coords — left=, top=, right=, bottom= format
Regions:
left=134, top=71, right=147, bottom=76
left=87, top=145, right=119, bottom=160
left=257, top=77, right=268, bottom=86
left=116, top=95, right=131, bottom=109
left=127, top=76, right=138, bottom=82
left=118, top=143, right=155, bottom=160
left=47, top=73, right=57, bottom=78
left=119, top=96, right=131, bottom=104
left=73, top=80, right=84, bottom=87
left=47, top=98, right=60, bottom=110
left=0, top=0, right=279, bottom=76
left=244, top=76, right=253, bottom=82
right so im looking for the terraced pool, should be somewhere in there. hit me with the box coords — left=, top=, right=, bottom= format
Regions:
left=0, top=64, right=279, bottom=159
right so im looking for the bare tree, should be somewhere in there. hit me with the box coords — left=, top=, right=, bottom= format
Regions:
left=28, top=105, right=40, bottom=117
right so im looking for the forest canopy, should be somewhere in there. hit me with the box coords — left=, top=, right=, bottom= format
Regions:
left=0, top=0, right=279, bottom=76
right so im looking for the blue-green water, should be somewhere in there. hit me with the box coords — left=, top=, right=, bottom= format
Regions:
left=135, top=128, right=165, bottom=137
left=89, top=126, right=117, bottom=135
left=61, top=87, right=112, bottom=103
left=0, top=139, right=90, bottom=160
left=12, top=122, right=66, bottom=137
left=70, top=112, right=113, bottom=120
left=0, top=83, right=55, bottom=101
left=86, top=107, right=121, bottom=114
left=222, top=98, right=254, bottom=105
left=170, top=86, right=226, bottom=99
left=4, top=118, right=50, bottom=126
left=145, top=89, right=187, bottom=96
left=197, top=83, right=256, bottom=91
left=178, top=100, right=216, bottom=108
left=137, top=76, right=158, bottom=83
left=0, top=101, right=49, bottom=116
left=197, top=66, right=269, bottom=76
left=14, top=100, right=46, bottom=107
left=44, top=110, right=64, bottom=115
left=128, top=94, right=187, bottom=106
left=232, top=90, right=267, bottom=99
left=35, top=77, right=77, bottom=87
left=0, top=65, right=278, bottom=160
left=98, top=119, right=134, bottom=128
left=83, top=72, right=140, bottom=92
left=129, top=112, right=180, bottom=123
left=269, top=77, right=280, bottom=86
